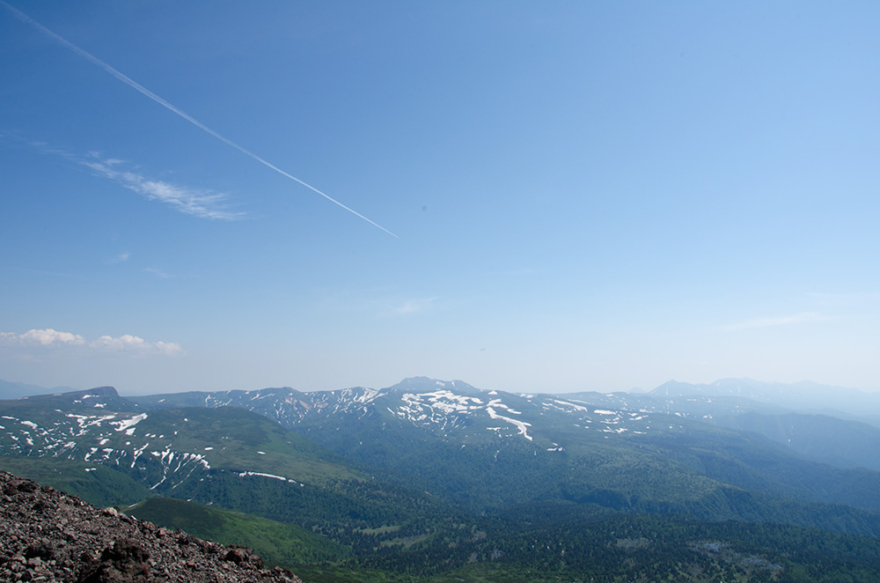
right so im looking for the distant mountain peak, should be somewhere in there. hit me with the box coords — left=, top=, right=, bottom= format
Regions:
left=386, top=377, right=482, bottom=395
left=5, top=385, right=119, bottom=401
left=77, top=386, right=120, bottom=398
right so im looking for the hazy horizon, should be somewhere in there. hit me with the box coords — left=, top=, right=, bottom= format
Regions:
left=3, top=374, right=879, bottom=401
left=3, top=2, right=879, bottom=395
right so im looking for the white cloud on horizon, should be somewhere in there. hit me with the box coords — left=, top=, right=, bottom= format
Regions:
left=722, top=312, right=825, bottom=331
left=91, top=334, right=183, bottom=356
left=6, top=328, right=86, bottom=346
left=0, top=328, right=183, bottom=356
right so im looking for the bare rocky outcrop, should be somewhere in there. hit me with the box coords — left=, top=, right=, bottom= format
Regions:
left=0, top=470, right=302, bottom=583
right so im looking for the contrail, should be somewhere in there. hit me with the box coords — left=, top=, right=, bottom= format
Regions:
left=1, top=1, right=399, bottom=238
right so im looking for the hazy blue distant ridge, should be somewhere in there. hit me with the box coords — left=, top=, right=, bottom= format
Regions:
left=649, top=378, right=880, bottom=419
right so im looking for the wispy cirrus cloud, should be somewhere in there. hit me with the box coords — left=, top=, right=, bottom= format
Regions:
left=1, top=133, right=243, bottom=221
left=722, top=312, right=825, bottom=331
left=0, top=328, right=183, bottom=356
left=144, top=267, right=172, bottom=279
left=106, top=252, right=130, bottom=265
left=390, top=297, right=438, bottom=316
left=0, top=4, right=397, bottom=236
left=82, top=155, right=243, bottom=221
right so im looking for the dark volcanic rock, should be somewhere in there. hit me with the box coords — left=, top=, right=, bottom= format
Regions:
left=0, top=471, right=302, bottom=583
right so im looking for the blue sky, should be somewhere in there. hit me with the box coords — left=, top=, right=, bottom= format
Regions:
left=2, top=1, right=879, bottom=395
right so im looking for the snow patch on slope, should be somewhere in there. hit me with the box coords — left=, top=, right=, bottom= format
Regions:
left=486, top=407, right=533, bottom=441
left=111, top=413, right=148, bottom=435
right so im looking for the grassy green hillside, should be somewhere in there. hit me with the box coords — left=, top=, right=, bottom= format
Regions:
left=134, top=407, right=362, bottom=485
left=126, top=497, right=350, bottom=567
left=0, top=456, right=151, bottom=507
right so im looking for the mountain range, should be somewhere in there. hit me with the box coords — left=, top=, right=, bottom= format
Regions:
left=3, top=376, right=880, bottom=581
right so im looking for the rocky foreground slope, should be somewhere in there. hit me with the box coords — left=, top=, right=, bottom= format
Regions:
left=0, top=470, right=302, bottom=583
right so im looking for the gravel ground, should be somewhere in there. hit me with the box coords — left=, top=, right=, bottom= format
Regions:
left=0, top=470, right=303, bottom=583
